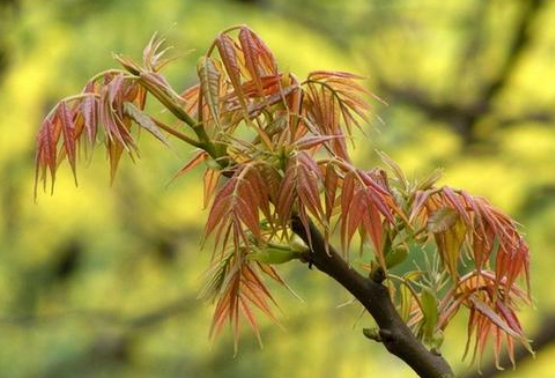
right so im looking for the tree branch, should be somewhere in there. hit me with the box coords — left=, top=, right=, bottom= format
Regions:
left=291, top=216, right=454, bottom=378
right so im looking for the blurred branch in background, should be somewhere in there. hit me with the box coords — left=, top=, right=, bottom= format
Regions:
left=32, top=300, right=351, bottom=377
left=8, top=289, right=554, bottom=378
left=378, top=0, right=546, bottom=144
left=1, top=291, right=199, bottom=377
left=0, top=292, right=198, bottom=333
left=270, top=0, right=550, bottom=146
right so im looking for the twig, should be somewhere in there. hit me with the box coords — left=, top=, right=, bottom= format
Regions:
left=291, top=216, right=454, bottom=378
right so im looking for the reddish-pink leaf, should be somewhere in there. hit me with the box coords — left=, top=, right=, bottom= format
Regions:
left=203, top=169, right=221, bottom=209
left=107, top=139, right=124, bottom=183
left=58, top=102, right=77, bottom=183
left=442, top=186, right=471, bottom=225
left=295, top=134, right=343, bottom=151
left=81, top=96, right=98, bottom=146
left=362, top=204, right=384, bottom=268
left=171, top=151, right=208, bottom=182
left=309, top=70, right=366, bottom=80
left=216, top=34, right=247, bottom=110
left=469, top=296, right=519, bottom=338
left=410, top=190, right=431, bottom=222
left=276, top=169, right=297, bottom=225
left=34, top=118, right=59, bottom=196
left=324, top=163, right=339, bottom=223
left=238, top=28, right=264, bottom=97
left=241, top=26, right=277, bottom=75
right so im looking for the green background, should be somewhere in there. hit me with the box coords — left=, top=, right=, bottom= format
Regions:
left=1, top=0, right=554, bottom=377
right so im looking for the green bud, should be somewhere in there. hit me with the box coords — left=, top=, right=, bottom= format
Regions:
left=205, top=158, right=221, bottom=170
left=289, top=235, right=309, bottom=253
left=385, top=244, right=408, bottom=268
left=250, top=246, right=300, bottom=265
left=362, top=327, right=381, bottom=341
left=430, top=329, right=444, bottom=350
left=421, top=288, right=439, bottom=343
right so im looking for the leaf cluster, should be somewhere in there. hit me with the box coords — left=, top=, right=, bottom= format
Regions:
left=35, top=25, right=533, bottom=366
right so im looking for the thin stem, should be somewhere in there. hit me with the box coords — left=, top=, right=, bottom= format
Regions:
left=138, top=74, right=197, bottom=127
left=388, top=274, right=425, bottom=313
left=43, top=93, right=100, bottom=121
left=152, top=119, right=204, bottom=149
left=291, top=216, right=455, bottom=378
left=135, top=74, right=221, bottom=160
left=206, top=24, right=247, bottom=56
left=89, top=69, right=131, bottom=83
left=191, top=124, right=220, bottom=160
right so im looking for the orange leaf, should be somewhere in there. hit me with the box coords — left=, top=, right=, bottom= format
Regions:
left=58, top=102, right=77, bottom=183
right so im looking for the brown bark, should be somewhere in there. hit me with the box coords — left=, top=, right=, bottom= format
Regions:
left=291, top=216, right=454, bottom=378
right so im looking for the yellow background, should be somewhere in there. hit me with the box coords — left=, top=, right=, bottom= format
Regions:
left=1, top=0, right=554, bottom=377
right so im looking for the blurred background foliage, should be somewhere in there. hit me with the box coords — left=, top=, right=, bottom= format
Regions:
left=1, top=0, right=555, bottom=377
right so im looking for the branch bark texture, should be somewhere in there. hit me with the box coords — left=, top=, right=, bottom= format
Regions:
left=291, top=216, right=454, bottom=378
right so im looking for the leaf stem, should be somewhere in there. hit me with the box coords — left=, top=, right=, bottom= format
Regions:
left=152, top=119, right=204, bottom=149
left=388, top=274, right=426, bottom=314
left=88, top=69, right=131, bottom=83
left=135, top=74, right=222, bottom=161
left=291, top=216, right=455, bottom=378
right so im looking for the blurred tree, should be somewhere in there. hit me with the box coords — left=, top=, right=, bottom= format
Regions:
left=267, top=0, right=549, bottom=145
left=0, top=0, right=19, bottom=82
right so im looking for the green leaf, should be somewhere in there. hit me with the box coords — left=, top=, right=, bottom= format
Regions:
left=250, top=246, right=301, bottom=265
left=289, top=235, right=309, bottom=253
left=421, top=288, right=439, bottom=343
left=435, top=218, right=467, bottom=279
left=197, top=56, right=222, bottom=128
left=399, top=283, right=412, bottom=322
left=385, top=244, right=408, bottom=269
left=123, top=102, right=170, bottom=145
left=417, top=168, right=443, bottom=191
left=398, top=271, right=423, bottom=322
left=377, top=150, right=408, bottom=189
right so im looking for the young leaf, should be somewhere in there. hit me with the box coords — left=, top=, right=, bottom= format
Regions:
left=35, top=118, right=59, bottom=195
left=215, top=34, right=247, bottom=113
left=197, top=56, right=223, bottom=127
left=435, top=218, right=467, bottom=279
left=81, top=84, right=98, bottom=146
left=276, top=152, right=324, bottom=230
left=427, top=208, right=459, bottom=233
left=238, top=27, right=265, bottom=96
left=385, top=245, right=408, bottom=269
left=377, top=150, right=408, bottom=189
left=123, top=102, right=170, bottom=145
left=249, top=245, right=301, bottom=265
left=420, top=288, right=439, bottom=344
left=58, top=101, right=78, bottom=183
left=204, top=163, right=271, bottom=254
left=171, top=150, right=208, bottom=182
